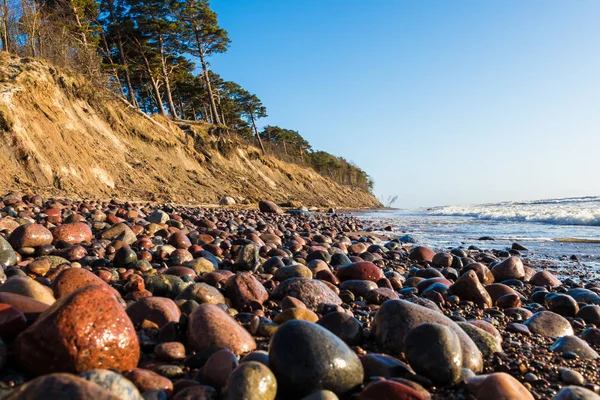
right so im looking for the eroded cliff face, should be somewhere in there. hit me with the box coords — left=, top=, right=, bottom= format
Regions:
left=0, top=54, right=380, bottom=208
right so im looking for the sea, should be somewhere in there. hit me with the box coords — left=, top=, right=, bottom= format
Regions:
left=354, top=196, right=600, bottom=280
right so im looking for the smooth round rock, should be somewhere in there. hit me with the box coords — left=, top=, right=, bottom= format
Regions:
left=409, top=246, right=436, bottom=262
left=524, top=311, right=574, bottom=337
left=577, top=305, right=600, bottom=325
left=546, top=293, right=579, bottom=317
left=0, top=373, right=120, bottom=400
left=0, top=303, right=27, bottom=339
left=79, top=369, right=143, bottom=400
left=359, top=380, right=428, bottom=400
left=317, top=311, right=362, bottom=345
left=0, top=236, right=17, bottom=267
left=175, top=283, right=225, bottom=306
left=551, top=336, right=599, bottom=359
left=336, top=262, right=384, bottom=282
left=52, top=222, right=93, bottom=245
left=225, top=272, right=268, bottom=309
left=223, top=361, right=277, bottom=400
left=529, top=270, right=561, bottom=288
left=187, top=303, right=256, bottom=355
left=155, top=342, right=186, bottom=361
left=52, top=268, right=115, bottom=299
left=269, top=320, right=363, bottom=397
left=271, top=278, right=342, bottom=309
left=14, top=285, right=140, bottom=375
left=450, top=270, right=492, bottom=308
left=466, top=373, right=534, bottom=400
left=0, top=277, right=56, bottom=305
left=372, top=300, right=483, bottom=373
left=404, top=323, right=462, bottom=385
left=8, top=223, right=53, bottom=248
left=202, top=348, right=238, bottom=388
left=553, top=386, right=600, bottom=400
left=126, top=369, right=173, bottom=396
left=127, top=297, right=181, bottom=328
left=458, top=322, right=502, bottom=358
left=491, top=257, right=525, bottom=281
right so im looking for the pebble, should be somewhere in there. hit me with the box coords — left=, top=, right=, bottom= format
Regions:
left=551, top=336, right=599, bottom=359
left=0, top=276, right=56, bottom=305
left=223, top=361, right=277, bottom=400
left=450, top=270, right=492, bottom=307
left=524, top=311, right=574, bottom=337
left=126, top=369, right=173, bottom=396
left=269, top=320, right=363, bottom=397
left=154, top=342, right=186, bottom=361
left=79, top=369, right=144, bottom=400
left=372, top=299, right=483, bottom=373
left=466, top=372, right=534, bottom=400
left=359, top=380, right=428, bottom=400
left=560, top=368, right=585, bottom=385
left=1, top=373, right=121, bottom=399
left=8, top=223, right=53, bottom=248
left=553, top=386, right=600, bottom=400
left=225, top=272, right=268, bottom=308
left=404, top=323, right=462, bottom=385
left=317, top=311, right=362, bottom=345
left=271, top=277, right=342, bottom=309
left=127, top=296, right=181, bottom=328
left=14, top=285, right=140, bottom=375
left=187, top=303, right=256, bottom=355
left=201, top=348, right=238, bottom=387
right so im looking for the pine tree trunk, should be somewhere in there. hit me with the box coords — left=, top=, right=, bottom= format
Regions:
left=117, top=35, right=138, bottom=108
left=141, top=54, right=166, bottom=116
left=1, top=0, right=9, bottom=52
left=251, top=114, right=266, bottom=154
left=195, top=31, right=221, bottom=125
left=158, top=34, right=178, bottom=118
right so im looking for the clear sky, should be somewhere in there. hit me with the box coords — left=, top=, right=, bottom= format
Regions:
left=209, top=0, right=600, bottom=208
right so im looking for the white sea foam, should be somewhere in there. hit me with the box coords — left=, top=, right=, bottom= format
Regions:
left=428, top=196, right=600, bottom=226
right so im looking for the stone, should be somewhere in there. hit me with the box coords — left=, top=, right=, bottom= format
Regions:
left=187, top=303, right=256, bottom=355
left=274, top=307, right=319, bottom=324
left=529, top=270, right=561, bottom=288
left=582, top=328, right=600, bottom=346
left=317, top=311, right=362, bottom=345
left=125, top=369, right=173, bottom=396
left=0, top=236, right=17, bottom=267
left=185, top=258, right=216, bottom=275
left=372, top=300, right=483, bottom=373
left=468, top=320, right=502, bottom=341
left=168, top=232, right=191, bottom=249
left=409, top=246, right=436, bottom=262
left=551, top=336, right=599, bottom=359
left=359, top=380, right=428, bottom=400
left=559, top=368, right=584, bottom=386
left=302, top=390, right=340, bottom=400
left=450, top=270, right=492, bottom=308
left=273, top=265, right=313, bottom=281
left=0, top=303, right=27, bottom=339
left=0, top=292, right=49, bottom=323
left=336, top=262, right=384, bottom=282
left=524, top=311, right=574, bottom=337
left=553, top=386, right=600, bottom=400
left=52, top=267, right=116, bottom=299
left=485, top=283, right=519, bottom=304
left=202, top=348, right=238, bottom=388
left=148, top=210, right=170, bottom=224
left=100, top=223, right=137, bottom=245
left=271, top=278, right=342, bottom=309
left=577, top=305, right=600, bottom=325
left=0, top=277, right=55, bottom=305
left=146, top=275, right=187, bottom=298
left=234, top=244, right=261, bottom=272
left=366, top=287, right=399, bottom=304
left=175, top=283, right=225, bottom=305
left=52, top=222, right=93, bottom=245
left=567, top=288, right=600, bottom=305
left=269, top=320, right=363, bottom=397
left=359, top=353, right=413, bottom=379
left=225, top=272, right=268, bottom=309
left=220, top=196, right=236, bottom=206
left=154, top=342, right=185, bottom=361
left=433, top=252, right=454, bottom=268
left=172, top=385, right=217, bottom=400
left=339, top=280, right=378, bottom=297
left=0, top=373, right=121, bottom=400
left=79, top=369, right=143, bottom=400
left=458, top=322, right=502, bottom=358
left=259, top=200, right=283, bottom=214
left=14, top=285, right=139, bottom=375
left=491, top=257, right=525, bottom=281
left=8, top=223, right=53, bottom=248
left=466, top=373, right=534, bottom=400
left=546, top=293, right=579, bottom=317
left=126, top=297, right=181, bottom=328
left=404, top=323, right=462, bottom=385
left=223, top=361, right=277, bottom=400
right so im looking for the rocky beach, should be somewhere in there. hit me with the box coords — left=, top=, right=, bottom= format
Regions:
left=0, top=193, right=598, bottom=400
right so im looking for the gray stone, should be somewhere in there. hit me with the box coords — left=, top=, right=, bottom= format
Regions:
left=372, top=300, right=483, bottom=373
left=269, top=320, right=363, bottom=397
left=404, top=323, right=462, bottom=385
left=271, top=278, right=342, bottom=309
left=79, top=369, right=143, bottom=400
left=566, top=288, right=600, bottom=305
left=458, top=322, right=503, bottom=358
left=338, top=280, right=377, bottom=297
left=148, top=210, right=170, bottom=224
left=551, top=336, right=599, bottom=359
left=0, top=236, right=17, bottom=268
left=524, top=311, right=574, bottom=337
left=553, top=386, right=600, bottom=400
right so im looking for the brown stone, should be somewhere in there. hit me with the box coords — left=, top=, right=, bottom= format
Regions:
left=226, top=272, right=268, bottom=309
left=359, top=380, right=428, bottom=400
left=52, top=267, right=118, bottom=299
left=187, top=303, right=256, bottom=355
left=336, top=262, right=384, bottom=282
left=258, top=200, right=283, bottom=214
left=491, top=257, right=525, bottom=281
left=168, top=232, right=192, bottom=249
left=8, top=223, right=53, bottom=248
left=0, top=303, right=27, bottom=339
left=466, top=372, right=534, bottom=400
left=126, top=297, right=181, bottom=328
left=0, top=292, right=49, bottom=323
left=409, top=246, right=436, bottom=262
left=126, top=368, right=173, bottom=396
left=274, top=307, right=319, bottom=324
left=485, top=283, right=519, bottom=304
left=52, top=222, right=93, bottom=245
left=202, top=348, right=238, bottom=388
left=450, top=270, right=492, bottom=308
left=0, top=373, right=121, bottom=400
left=0, top=277, right=55, bottom=305
left=529, top=270, right=561, bottom=288
left=14, top=285, right=140, bottom=375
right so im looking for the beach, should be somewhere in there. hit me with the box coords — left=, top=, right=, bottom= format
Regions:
left=0, top=195, right=599, bottom=399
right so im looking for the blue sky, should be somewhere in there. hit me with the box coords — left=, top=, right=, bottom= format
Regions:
left=209, top=1, right=600, bottom=208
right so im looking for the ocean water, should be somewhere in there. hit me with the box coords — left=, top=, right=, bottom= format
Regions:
left=355, top=196, right=600, bottom=280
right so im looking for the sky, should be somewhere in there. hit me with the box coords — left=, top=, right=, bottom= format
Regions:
left=209, top=0, right=600, bottom=208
